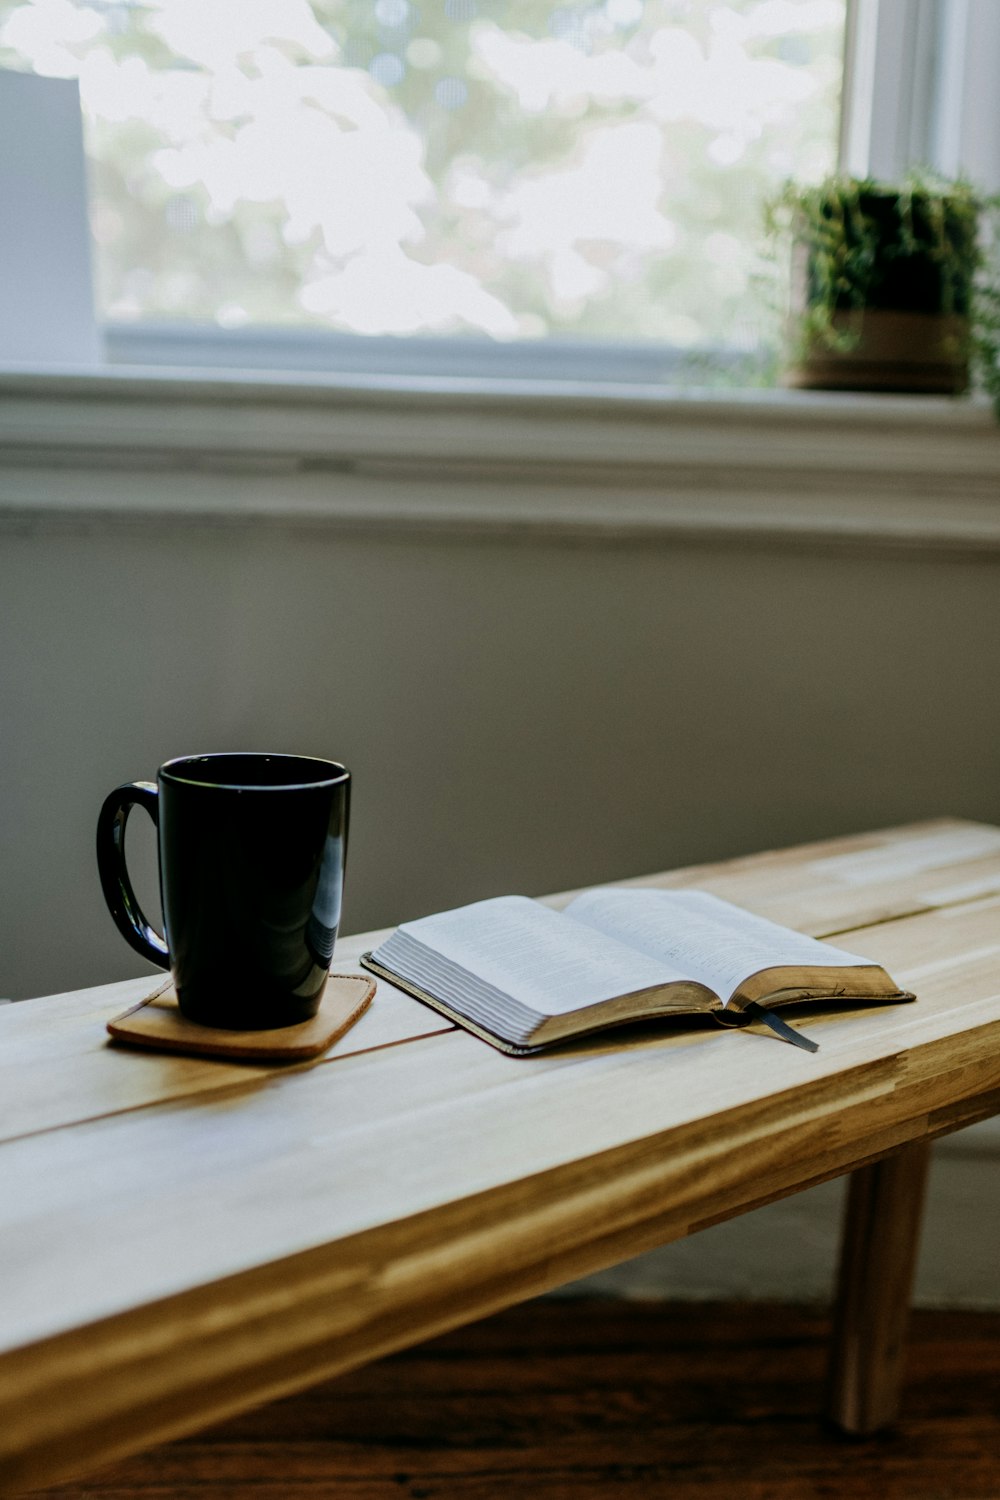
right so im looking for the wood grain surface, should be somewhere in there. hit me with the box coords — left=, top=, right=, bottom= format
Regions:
left=829, top=1140, right=932, bottom=1432
left=106, top=974, right=376, bottom=1062
left=2, top=820, right=1000, bottom=1494
left=30, top=1300, right=1000, bottom=1500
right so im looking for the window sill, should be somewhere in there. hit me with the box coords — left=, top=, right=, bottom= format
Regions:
left=1, top=365, right=999, bottom=554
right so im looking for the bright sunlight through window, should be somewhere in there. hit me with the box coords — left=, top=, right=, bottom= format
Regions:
left=0, top=0, right=846, bottom=362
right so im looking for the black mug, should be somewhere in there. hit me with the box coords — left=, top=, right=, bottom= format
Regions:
left=97, top=753, right=350, bottom=1030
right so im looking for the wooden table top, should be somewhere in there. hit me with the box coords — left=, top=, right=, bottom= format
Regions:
left=3, top=819, right=1000, bottom=1494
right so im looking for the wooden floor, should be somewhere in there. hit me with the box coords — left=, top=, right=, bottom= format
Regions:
left=34, top=1299, right=1000, bottom=1499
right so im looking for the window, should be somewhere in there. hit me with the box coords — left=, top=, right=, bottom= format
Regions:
left=0, top=0, right=997, bottom=381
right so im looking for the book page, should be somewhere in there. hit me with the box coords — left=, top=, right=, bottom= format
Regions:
left=396, top=896, right=700, bottom=1016
left=564, top=888, right=874, bottom=1005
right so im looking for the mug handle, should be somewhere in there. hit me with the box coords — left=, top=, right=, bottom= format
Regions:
left=96, top=781, right=170, bottom=970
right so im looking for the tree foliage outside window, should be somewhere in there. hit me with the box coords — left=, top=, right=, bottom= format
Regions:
left=0, top=0, right=845, bottom=362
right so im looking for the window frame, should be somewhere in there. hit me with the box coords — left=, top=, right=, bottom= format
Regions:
left=841, top=0, right=1000, bottom=189
left=3, top=0, right=996, bottom=385
left=4, top=6, right=999, bottom=574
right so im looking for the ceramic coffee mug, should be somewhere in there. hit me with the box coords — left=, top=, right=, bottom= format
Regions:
left=97, top=753, right=350, bottom=1030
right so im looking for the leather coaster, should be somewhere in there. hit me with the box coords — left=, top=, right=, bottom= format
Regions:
left=107, top=974, right=376, bottom=1062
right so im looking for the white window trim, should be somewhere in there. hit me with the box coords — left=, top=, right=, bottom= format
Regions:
left=1, top=369, right=998, bottom=556
left=101, top=323, right=757, bottom=387
left=841, top=0, right=1000, bottom=189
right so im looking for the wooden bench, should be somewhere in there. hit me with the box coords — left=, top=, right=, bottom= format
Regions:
left=2, top=818, right=1000, bottom=1494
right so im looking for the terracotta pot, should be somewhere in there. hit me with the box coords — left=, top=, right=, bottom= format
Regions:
left=786, top=309, right=970, bottom=394
left=784, top=190, right=975, bottom=395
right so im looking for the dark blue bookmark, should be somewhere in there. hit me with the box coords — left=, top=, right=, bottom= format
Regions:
left=742, top=1002, right=820, bottom=1053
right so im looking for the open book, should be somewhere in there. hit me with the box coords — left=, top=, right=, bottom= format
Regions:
left=361, top=888, right=914, bottom=1055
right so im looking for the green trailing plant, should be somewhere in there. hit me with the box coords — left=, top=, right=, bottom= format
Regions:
left=765, top=172, right=1000, bottom=411
left=973, top=245, right=1000, bottom=415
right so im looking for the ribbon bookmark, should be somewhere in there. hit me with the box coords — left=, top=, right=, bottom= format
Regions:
left=742, top=1001, right=820, bottom=1053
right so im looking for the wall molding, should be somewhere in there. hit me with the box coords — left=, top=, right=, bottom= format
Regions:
left=2, top=368, right=1000, bottom=553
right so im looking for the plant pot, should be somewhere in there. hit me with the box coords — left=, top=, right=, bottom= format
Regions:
left=786, top=309, right=970, bottom=394
left=783, top=188, right=976, bottom=395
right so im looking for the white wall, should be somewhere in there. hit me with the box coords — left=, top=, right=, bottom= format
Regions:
left=5, top=516, right=1000, bottom=1002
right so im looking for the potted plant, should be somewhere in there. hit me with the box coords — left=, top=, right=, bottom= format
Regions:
left=766, top=173, right=996, bottom=398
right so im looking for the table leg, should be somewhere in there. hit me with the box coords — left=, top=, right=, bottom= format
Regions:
left=827, top=1140, right=932, bottom=1435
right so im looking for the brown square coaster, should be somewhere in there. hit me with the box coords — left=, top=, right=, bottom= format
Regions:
left=107, top=974, right=376, bottom=1062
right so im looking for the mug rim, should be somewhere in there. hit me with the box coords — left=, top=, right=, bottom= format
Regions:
left=159, top=752, right=350, bottom=791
